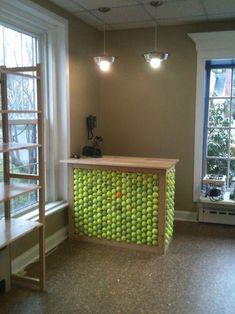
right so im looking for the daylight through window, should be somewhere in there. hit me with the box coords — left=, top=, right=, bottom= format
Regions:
left=203, top=61, right=235, bottom=192
left=0, top=25, right=38, bottom=217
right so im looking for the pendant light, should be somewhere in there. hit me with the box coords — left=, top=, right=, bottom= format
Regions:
left=143, top=1, right=168, bottom=69
left=94, top=7, right=117, bottom=72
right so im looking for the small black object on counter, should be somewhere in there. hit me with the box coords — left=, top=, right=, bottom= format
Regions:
left=72, top=153, right=80, bottom=159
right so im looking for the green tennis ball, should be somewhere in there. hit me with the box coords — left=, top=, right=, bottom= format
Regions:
left=131, top=214, right=136, bottom=220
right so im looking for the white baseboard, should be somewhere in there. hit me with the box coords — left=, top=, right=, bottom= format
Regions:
left=174, top=210, right=198, bottom=222
left=12, top=226, right=68, bottom=274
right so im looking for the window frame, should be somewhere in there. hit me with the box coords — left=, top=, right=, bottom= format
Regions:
left=0, top=0, right=70, bottom=212
left=188, top=30, right=235, bottom=203
left=203, top=62, right=235, bottom=188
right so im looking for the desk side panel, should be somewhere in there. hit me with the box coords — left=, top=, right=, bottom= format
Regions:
left=72, top=168, right=159, bottom=248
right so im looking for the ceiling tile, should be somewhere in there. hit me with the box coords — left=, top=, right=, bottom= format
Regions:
left=144, top=0, right=204, bottom=19
left=203, top=0, right=235, bottom=15
left=72, top=0, right=138, bottom=11
left=159, top=15, right=207, bottom=25
left=50, top=0, right=82, bottom=12
left=94, top=6, right=151, bottom=24
left=74, top=11, right=102, bottom=28
left=95, top=17, right=207, bottom=30
left=111, top=20, right=155, bottom=30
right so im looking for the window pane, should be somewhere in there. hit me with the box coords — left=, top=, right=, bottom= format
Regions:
left=207, top=128, right=229, bottom=157
left=0, top=203, right=4, bottom=219
left=0, top=26, right=3, bottom=65
left=21, top=34, right=37, bottom=67
left=7, top=74, right=38, bottom=112
left=10, top=191, right=38, bottom=215
left=0, top=24, right=40, bottom=216
left=10, top=178, right=38, bottom=215
left=233, top=70, right=235, bottom=97
left=207, top=158, right=227, bottom=176
left=230, top=160, right=235, bottom=185
left=230, top=129, right=235, bottom=157
left=0, top=83, right=2, bottom=110
left=0, top=115, right=2, bottom=141
left=10, top=148, right=38, bottom=176
left=9, top=124, right=38, bottom=144
left=0, top=153, right=3, bottom=182
left=0, top=26, right=37, bottom=67
left=208, top=99, right=230, bottom=127
left=209, top=68, right=232, bottom=97
left=230, top=100, right=235, bottom=127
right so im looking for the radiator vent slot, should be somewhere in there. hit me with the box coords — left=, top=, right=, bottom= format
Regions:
left=199, top=208, right=235, bottom=225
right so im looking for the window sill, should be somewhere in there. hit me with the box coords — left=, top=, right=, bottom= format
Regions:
left=199, top=194, right=235, bottom=206
left=15, top=201, right=68, bottom=222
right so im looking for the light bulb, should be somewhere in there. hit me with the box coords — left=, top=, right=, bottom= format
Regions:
left=99, top=60, right=111, bottom=72
left=150, top=57, right=161, bottom=69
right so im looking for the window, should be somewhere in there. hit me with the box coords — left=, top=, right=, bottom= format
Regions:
left=0, top=0, right=69, bottom=217
left=203, top=61, right=235, bottom=188
left=0, top=25, right=39, bottom=216
left=188, top=30, right=235, bottom=202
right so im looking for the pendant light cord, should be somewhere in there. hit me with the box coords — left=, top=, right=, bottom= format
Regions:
left=154, top=4, right=157, bottom=51
left=103, top=20, right=106, bottom=55
left=154, top=21, right=157, bottom=50
left=98, top=7, right=110, bottom=57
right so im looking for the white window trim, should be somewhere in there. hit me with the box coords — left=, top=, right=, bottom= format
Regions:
left=188, top=31, right=235, bottom=202
left=0, top=0, right=70, bottom=203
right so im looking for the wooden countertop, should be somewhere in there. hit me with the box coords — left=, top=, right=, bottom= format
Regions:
left=61, top=155, right=179, bottom=170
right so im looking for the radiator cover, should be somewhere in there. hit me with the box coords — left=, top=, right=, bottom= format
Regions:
left=198, top=208, right=235, bottom=225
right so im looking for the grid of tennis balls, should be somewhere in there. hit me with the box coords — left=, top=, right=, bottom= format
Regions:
left=165, top=169, right=175, bottom=245
left=73, top=169, right=159, bottom=246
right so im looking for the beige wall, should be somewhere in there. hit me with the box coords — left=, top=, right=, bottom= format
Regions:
left=99, top=21, right=235, bottom=212
left=68, top=17, right=100, bottom=154
left=32, top=0, right=100, bottom=154
left=27, top=2, right=235, bottom=215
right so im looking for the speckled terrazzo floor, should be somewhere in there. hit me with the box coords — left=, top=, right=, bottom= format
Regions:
left=1, top=221, right=235, bottom=314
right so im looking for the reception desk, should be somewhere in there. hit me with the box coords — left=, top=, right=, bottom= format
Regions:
left=61, top=156, right=178, bottom=254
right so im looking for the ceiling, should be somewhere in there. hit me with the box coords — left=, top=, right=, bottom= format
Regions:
left=49, top=0, right=235, bottom=30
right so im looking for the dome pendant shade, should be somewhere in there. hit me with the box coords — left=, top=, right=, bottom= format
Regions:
left=143, top=51, right=169, bottom=63
left=143, top=52, right=168, bottom=69
left=94, top=56, right=116, bottom=72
